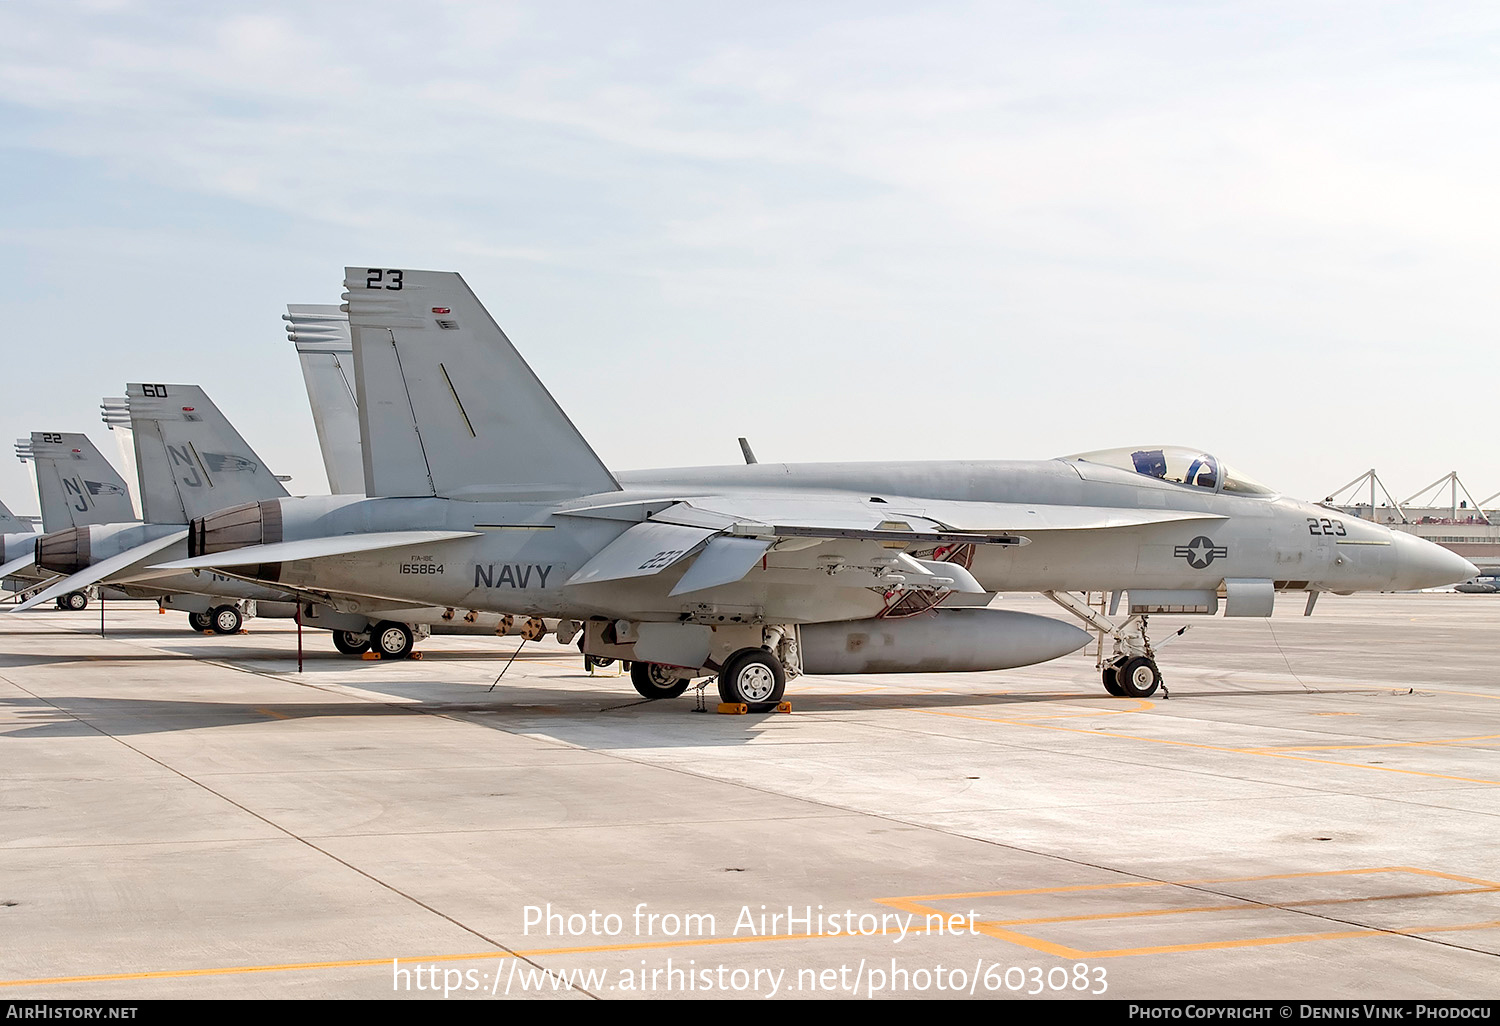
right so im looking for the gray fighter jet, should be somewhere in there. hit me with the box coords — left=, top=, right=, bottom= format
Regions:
left=156, top=267, right=1475, bottom=705
left=17, top=373, right=559, bottom=656
left=3, top=432, right=140, bottom=607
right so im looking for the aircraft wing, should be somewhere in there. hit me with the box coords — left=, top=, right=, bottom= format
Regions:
left=584, top=495, right=1220, bottom=597
left=9, top=530, right=188, bottom=612
left=910, top=501, right=1227, bottom=532
left=0, top=552, right=39, bottom=581
left=645, top=496, right=1223, bottom=535
left=150, top=530, right=482, bottom=572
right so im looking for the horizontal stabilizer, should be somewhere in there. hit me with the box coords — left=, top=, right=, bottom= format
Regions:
left=9, top=530, right=188, bottom=612
left=669, top=536, right=773, bottom=596
left=0, top=552, right=38, bottom=581
left=0, top=499, right=32, bottom=535
left=566, top=521, right=715, bottom=587
left=152, top=530, right=481, bottom=571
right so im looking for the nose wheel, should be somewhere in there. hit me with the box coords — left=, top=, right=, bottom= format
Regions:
left=1113, top=656, right=1162, bottom=698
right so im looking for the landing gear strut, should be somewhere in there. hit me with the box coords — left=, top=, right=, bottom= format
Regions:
left=1045, top=592, right=1170, bottom=699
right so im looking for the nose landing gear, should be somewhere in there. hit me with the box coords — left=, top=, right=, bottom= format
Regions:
left=1046, top=591, right=1171, bottom=699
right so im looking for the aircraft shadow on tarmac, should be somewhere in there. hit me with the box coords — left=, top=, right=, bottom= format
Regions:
left=0, top=682, right=1365, bottom=749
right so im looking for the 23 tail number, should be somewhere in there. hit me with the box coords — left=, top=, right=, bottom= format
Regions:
left=366, top=269, right=403, bottom=290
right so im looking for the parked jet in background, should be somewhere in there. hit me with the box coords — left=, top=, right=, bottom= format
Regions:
left=0, top=496, right=36, bottom=597
left=3, top=432, right=140, bottom=607
left=1455, top=570, right=1500, bottom=594
left=17, top=361, right=559, bottom=657
left=0, top=499, right=34, bottom=536
left=153, top=268, right=1476, bottom=705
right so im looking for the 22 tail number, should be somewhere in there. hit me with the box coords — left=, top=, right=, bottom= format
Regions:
left=366, top=269, right=404, bottom=290
left=1308, top=517, right=1347, bottom=536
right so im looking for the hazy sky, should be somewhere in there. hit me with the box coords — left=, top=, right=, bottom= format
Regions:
left=2, top=1, right=1496, bottom=516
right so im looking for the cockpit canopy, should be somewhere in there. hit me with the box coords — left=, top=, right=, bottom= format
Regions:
left=1063, top=446, right=1277, bottom=497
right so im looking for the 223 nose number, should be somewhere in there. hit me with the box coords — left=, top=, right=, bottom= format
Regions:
left=1307, top=517, right=1347, bottom=537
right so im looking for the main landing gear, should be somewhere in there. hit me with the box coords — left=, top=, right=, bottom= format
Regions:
left=630, top=661, right=690, bottom=700
left=603, top=624, right=804, bottom=714
left=56, top=591, right=89, bottom=611
left=332, top=630, right=371, bottom=655
left=1046, top=591, right=1170, bottom=700
left=625, top=647, right=787, bottom=708
left=716, top=647, right=787, bottom=709
left=372, top=621, right=415, bottom=660
left=331, top=623, right=416, bottom=659
left=210, top=605, right=243, bottom=635
left=186, top=606, right=245, bottom=635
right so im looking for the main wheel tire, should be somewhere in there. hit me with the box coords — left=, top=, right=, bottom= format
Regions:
left=373, top=620, right=414, bottom=659
left=211, top=606, right=242, bottom=635
left=717, top=648, right=786, bottom=708
left=333, top=630, right=371, bottom=655
left=1102, top=662, right=1126, bottom=697
left=54, top=597, right=66, bottom=610
left=630, top=661, right=690, bottom=700
left=1115, top=656, right=1161, bottom=698
left=64, top=591, right=89, bottom=611
left=188, top=611, right=213, bottom=632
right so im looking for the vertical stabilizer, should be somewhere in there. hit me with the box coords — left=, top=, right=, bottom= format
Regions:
left=125, top=384, right=289, bottom=523
left=342, top=267, right=619, bottom=501
left=284, top=304, right=364, bottom=494
left=16, top=432, right=138, bottom=531
left=99, top=398, right=145, bottom=520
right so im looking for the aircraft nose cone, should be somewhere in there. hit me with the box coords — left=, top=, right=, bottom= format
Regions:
left=1391, top=531, right=1478, bottom=590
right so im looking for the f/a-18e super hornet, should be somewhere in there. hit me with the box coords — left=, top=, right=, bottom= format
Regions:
left=8, top=388, right=312, bottom=632
left=157, top=267, right=1476, bottom=706
left=3, top=432, right=140, bottom=608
